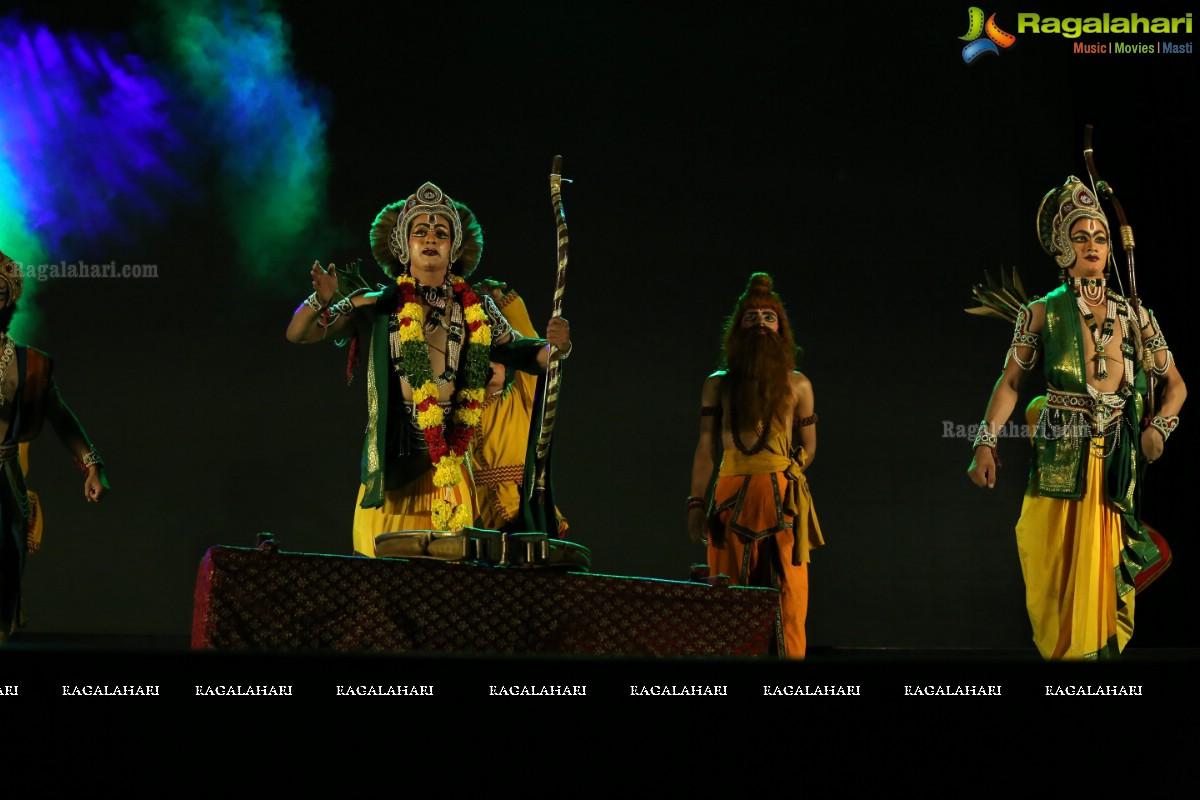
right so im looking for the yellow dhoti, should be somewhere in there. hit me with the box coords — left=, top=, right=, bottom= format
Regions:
left=1016, top=438, right=1133, bottom=660
left=352, top=464, right=474, bottom=557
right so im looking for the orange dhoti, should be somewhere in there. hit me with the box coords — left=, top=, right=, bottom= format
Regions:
left=707, top=445, right=823, bottom=659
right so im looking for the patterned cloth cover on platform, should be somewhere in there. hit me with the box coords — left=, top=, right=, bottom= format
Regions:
left=192, top=546, right=779, bottom=657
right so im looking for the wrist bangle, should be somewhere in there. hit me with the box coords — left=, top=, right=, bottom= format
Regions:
left=317, top=298, right=354, bottom=330
left=1149, top=414, right=1179, bottom=443
left=330, top=296, right=355, bottom=316
left=76, top=449, right=103, bottom=474
left=972, top=420, right=998, bottom=450
left=686, top=495, right=705, bottom=511
left=304, top=292, right=324, bottom=312
left=555, top=340, right=573, bottom=361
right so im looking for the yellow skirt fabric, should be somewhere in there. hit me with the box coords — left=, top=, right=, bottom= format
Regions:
left=351, top=464, right=474, bottom=557
left=1016, top=438, right=1133, bottom=660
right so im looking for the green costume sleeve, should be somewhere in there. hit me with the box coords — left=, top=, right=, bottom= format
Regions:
left=491, top=335, right=546, bottom=376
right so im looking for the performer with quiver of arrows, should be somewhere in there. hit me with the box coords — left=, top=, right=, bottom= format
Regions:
left=966, top=136, right=1186, bottom=660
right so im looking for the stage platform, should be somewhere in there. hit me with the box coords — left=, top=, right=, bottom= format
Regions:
left=10, top=543, right=1197, bottom=704
left=191, top=545, right=784, bottom=657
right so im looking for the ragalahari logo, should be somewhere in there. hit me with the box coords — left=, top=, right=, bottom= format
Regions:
left=960, top=7, right=1017, bottom=62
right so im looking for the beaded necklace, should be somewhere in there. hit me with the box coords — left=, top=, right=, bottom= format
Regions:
left=1068, top=277, right=1118, bottom=381
left=728, top=391, right=770, bottom=456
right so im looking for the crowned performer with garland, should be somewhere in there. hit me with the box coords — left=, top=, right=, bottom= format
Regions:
left=286, top=183, right=572, bottom=556
left=0, top=250, right=109, bottom=641
left=966, top=176, right=1186, bottom=659
left=687, top=273, right=824, bottom=659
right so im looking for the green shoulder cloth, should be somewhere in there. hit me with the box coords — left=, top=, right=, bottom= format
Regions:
left=1031, top=284, right=1158, bottom=590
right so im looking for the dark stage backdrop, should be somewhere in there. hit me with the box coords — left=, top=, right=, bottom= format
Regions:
left=10, top=1, right=1196, bottom=651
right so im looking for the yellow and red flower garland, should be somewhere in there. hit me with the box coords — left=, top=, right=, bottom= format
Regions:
left=396, top=275, right=491, bottom=530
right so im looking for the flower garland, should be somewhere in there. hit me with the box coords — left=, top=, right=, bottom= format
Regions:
left=395, top=274, right=491, bottom=529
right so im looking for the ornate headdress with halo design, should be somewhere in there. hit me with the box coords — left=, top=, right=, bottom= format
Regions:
left=369, top=182, right=484, bottom=278
left=1036, top=175, right=1110, bottom=270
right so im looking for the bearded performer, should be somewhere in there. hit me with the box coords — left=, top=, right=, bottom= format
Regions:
left=286, top=183, right=572, bottom=556
left=470, top=279, right=569, bottom=535
left=967, top=176, right=1186, bottom=659
left=687, top=273, right=823, bottom=659
left=0, top=250, right=109, bottom=641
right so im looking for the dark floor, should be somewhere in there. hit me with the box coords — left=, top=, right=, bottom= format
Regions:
left=3, top=632, right=1197, bottom=706
left=6, top=631, right=1200, bottom=661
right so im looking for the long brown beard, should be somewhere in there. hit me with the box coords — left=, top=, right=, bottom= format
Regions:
left=725, top=328, right=794, bottom=429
